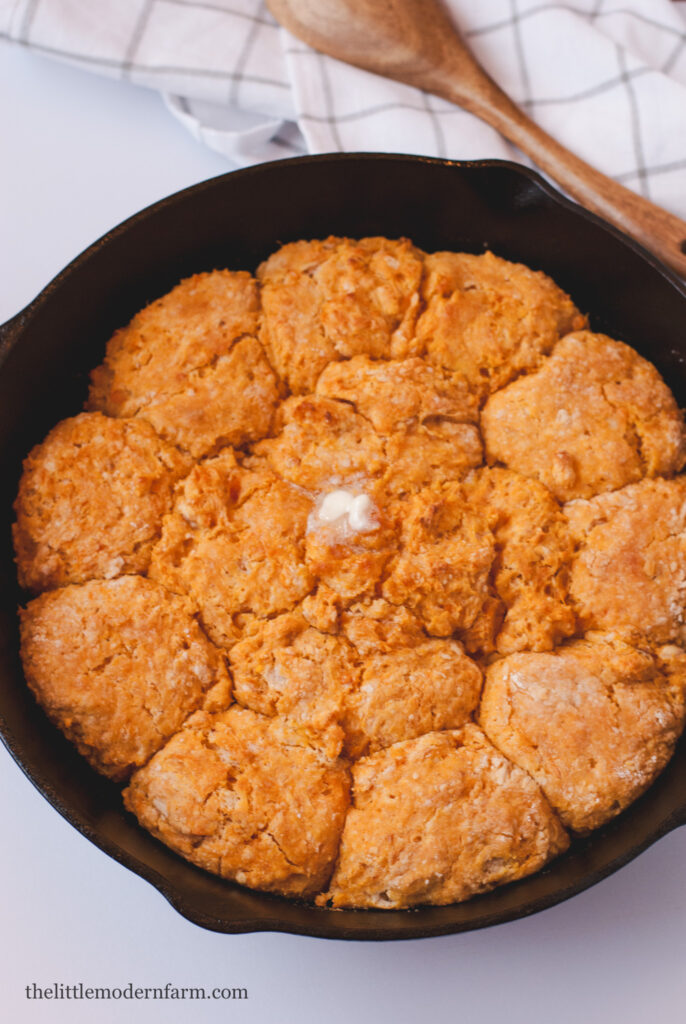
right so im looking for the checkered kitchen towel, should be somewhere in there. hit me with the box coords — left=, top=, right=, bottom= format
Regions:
left=2, top=0, right=686, bottom=216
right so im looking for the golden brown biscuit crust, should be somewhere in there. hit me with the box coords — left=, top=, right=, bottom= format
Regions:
left=124, top=706, right=350, bottom=897
left=316, top=354, right=479, bottom=431
left=295, top=596, right=484, bottom=758
left=88, top=271, right=279, bottom=458
left=258, top=236, right=424, bottom=393
left=416, top=250, right=585, bottom=398
left=134, top=336, right=280, bottom=458
left=256, top=395, right=387, bottom=493
left=229, top=611, right=357, bottom=758
left=316, top=355, right=483, bottom=495
left=227, top=598, right=483, bottom=761
left=321, top=725, right=568, bottom=909
left=479, top=635, right=686, bottom=831
left=567, top=477, right=686, bottom=644
left=13, top=412, right=191, bottom=592
left=20, top=576, right=231, bottom=781
left=89, top=270, right=259, bottom=416
left=341, top=601, right=483, bottom=758
left=481, top=331, right=686, bottom=502
left=382, top=482, right=495, bottom=637
left=463, top=467, right=576, bottom=653
left=149, top=451, right=313, bottom=648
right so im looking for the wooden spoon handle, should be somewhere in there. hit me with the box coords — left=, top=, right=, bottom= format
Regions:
left=414, top=56, right=686, bottom=279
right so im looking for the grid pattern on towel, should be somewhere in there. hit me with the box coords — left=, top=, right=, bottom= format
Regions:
left=1, top=0, right=685, bottom=213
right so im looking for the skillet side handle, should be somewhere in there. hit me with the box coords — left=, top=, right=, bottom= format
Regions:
left=668, top=805, right=686, bottom=831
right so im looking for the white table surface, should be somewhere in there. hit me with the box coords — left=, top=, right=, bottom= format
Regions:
left=2, top=37, right=686, bottom=1024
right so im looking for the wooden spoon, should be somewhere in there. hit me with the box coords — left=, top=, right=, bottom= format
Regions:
left=267, top=0, right=686, bottom=278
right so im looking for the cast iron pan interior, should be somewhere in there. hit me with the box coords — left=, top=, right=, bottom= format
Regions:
left=1, top=154, right=686, bottom=940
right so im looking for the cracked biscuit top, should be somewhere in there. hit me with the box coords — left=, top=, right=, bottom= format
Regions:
left=123, top=705, right=350, bottom=898
left=148, top=451, right=314, bottom=648
left=416, top=250, right=586, bottom=398
left=88, top=271, right=280, bottom=457
left=479, top=635, right=686, bottom=832
left=321, top=725, right=569, bottom=909
left=481, top=331, right=686, bottom=502
left=316, top=355, right=483, bottom=495
left=20, top=576, right=231, bottom=781
left=258, top=237, right=424, bottom=393
left=14, top=236, right=686, bottom=911
left=567, top=477, right=686, bottom=644
left=13, top=412, right=191, bottom=592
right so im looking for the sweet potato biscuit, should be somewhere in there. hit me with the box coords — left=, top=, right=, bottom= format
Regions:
left=342, top=604, right=483, bottom=757
left=149, top=451, right=313, bottom=648
left=481, top=331, right=686, bottom=502
left=317, top=355, right=483, bottom=493
left=13, top=412, right=190, bottom=592
left=567, top=477, right=686, bottom=644
left=130, top=336, right=280, bottom=459
left=256, top=395, right=387, bottom=493
left=229, top=612, right=357, bottom=758
left=382, top=421, right=483, bottom=497
left=124, top=706, right=350, bottom=897
left=340, top=597, right=426, bottom=654
left=258, top=236, right=424, bottom=393
left=316, top=355, right=479, bottom=430
left=88, top=271, right=278, bottom=457
left=382, top=482, right=495, bottom=637
left=89, top=270, right=259, bottom=415
left=480, top=635, right=686, bottom=832
left=463, top=467, right=576, bottom=653
left=416, top=250, right=585, bottom=398
left=321, top=725, right=568, bottom=909
left=20, top=576, right=231, bottom=781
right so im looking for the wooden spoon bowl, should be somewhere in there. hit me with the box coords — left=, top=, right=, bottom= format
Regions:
left=268, top=0, right=686, bottom=278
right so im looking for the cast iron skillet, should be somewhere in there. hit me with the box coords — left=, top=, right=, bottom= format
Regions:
left=2, top=154, right=686, bottom=941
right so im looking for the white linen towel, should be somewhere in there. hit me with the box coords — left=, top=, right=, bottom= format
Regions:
left=1, top=0, right=685, bottom=216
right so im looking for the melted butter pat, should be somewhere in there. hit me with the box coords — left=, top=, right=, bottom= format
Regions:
left=316, top=489, right=377, bottom=533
